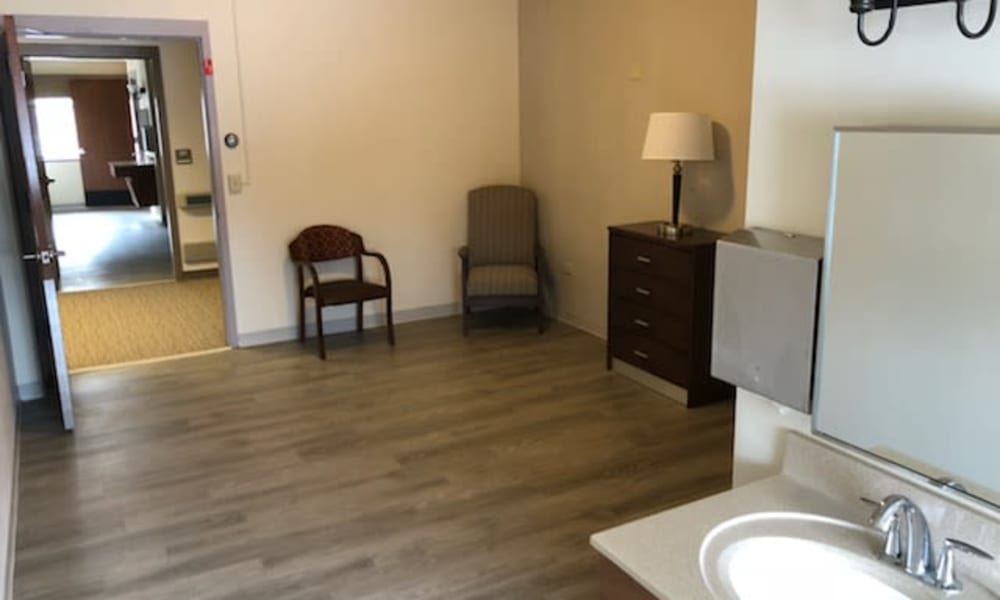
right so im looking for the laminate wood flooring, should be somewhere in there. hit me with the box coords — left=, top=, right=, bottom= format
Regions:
left=15, top=317, right=734, bottom=600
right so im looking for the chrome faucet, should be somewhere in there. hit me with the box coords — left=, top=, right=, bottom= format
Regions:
left=863, top=494, right=995, bottom=591
left=865, top=494, right=934, bottom=577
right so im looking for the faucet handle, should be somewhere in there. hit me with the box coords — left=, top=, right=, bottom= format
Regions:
left=935, top=538, right=995, bottom=591
left=860, top=497, right=902, bottom=561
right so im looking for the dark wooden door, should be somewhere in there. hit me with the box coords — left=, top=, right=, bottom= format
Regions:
left=70, top=77, right=133, bottom=202
left=0, top=15, right=75, bottom=430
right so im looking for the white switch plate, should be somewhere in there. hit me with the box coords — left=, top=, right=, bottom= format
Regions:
left=227, top=174, right=243, bottom=195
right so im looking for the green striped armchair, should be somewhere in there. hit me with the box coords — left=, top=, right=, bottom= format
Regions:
left=459, top=185, right=544, bottom=335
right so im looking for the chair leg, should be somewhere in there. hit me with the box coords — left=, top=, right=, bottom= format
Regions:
left=356, top=302, right=363, bottom=333
left=315, top=301, right=326, bottom=360
left=462, top=299, right=470, bottom=336
left=386, top=295, right=395, bottom=346
left=298, top=294, right=306, bottom=343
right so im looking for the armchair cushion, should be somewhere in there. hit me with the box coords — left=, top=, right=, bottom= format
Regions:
left=305, top=280, right=388, bottom=305
left=467, top=265, right=538, bottom=297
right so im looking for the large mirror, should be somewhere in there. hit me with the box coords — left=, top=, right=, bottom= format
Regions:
left=814, top=127, right=1000, bottom=508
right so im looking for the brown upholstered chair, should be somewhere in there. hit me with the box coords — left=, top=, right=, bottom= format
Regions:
left=459, top=185, right=544, bottom=335
left=289, top=225, right=394, bottom=359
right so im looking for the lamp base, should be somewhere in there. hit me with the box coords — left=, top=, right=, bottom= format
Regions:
left=657, top=222, right=692, bottom=240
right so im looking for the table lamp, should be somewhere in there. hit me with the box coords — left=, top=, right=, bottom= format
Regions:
left=642, top=112, right=715, bottom=239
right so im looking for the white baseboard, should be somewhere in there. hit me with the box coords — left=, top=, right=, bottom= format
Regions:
left=237, top=303, right=460, bottom=348
left=15, top=382, right=43, bottom=403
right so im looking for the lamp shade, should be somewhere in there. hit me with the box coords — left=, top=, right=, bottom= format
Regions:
left=641, top=112, right=715, bottom=161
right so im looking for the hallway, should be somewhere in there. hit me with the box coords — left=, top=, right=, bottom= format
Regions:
left=53, top=207, right=173, bottom=292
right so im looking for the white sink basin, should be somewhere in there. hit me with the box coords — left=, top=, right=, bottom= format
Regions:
left=699, top=512, right=998, bottom=600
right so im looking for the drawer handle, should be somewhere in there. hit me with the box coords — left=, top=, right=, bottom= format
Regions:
left=633, top=350, right=650, bottom=360
left=635, top=255, right=653, bottom=265
left=634, top=287, right=652, bottom=297
left=633, top=318, right=650, bottom=329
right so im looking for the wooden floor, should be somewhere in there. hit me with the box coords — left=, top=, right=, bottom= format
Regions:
left=15, top=316, right=734, bottom=600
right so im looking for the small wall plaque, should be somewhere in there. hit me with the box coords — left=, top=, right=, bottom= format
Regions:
left=175, top=148, right=193, bottom=165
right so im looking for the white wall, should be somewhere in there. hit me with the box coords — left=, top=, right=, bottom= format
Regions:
left=0, top=282, right=18, bottom=600
left=0, top=118, right=42, bottom=400
left=2, top=0, right=521, bottom=346
left=735, top=0, right=1000, bottom=484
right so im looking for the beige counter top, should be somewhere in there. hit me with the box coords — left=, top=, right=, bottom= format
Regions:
left=590, top=432, right=1000, bottom=599
left=591, top=475, right=857, bottom=599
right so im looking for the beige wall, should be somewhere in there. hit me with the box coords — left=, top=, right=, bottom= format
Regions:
left=735, top=0, right=1000, bottom=485
left=232, top=0, right=520, bottom=336
left=518, top=0, right=756, bottom=335
left=4, top=0, right=521, bottom=344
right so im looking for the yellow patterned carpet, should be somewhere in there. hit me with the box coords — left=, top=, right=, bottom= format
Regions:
left=58, top=278, right=227, bottom=370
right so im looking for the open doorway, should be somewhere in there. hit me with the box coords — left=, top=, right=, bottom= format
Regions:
left=28, top=55, right=175, bottom=291
left=21, top=38, right=227, bottom=372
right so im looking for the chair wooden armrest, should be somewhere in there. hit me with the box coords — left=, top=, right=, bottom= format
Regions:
left=458, top=246, right=469, bottom=275
left=360, top=250, right=392, bottom=290
left=294, top=260, right=323, bottom=293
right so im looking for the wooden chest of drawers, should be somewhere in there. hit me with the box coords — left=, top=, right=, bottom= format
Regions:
left=606, top=222, right=734, bottom=407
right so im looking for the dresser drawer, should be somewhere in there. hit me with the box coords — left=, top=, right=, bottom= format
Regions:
left=610, top=269, right=692, bottom=317
left=611, top=333, right=689, bottom=386
left=610, top=234, right=692, bottom=282
left=610, top=299, right=690, bottom=351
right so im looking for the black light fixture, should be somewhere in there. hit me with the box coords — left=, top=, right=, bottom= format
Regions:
left=850, top=0, right=997, bottom=46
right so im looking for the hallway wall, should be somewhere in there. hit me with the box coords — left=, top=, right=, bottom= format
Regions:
left=157, top=39, right=216, bottom=273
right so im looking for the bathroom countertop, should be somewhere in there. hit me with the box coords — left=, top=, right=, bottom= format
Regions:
left=590, top=474, right=857, bottom=600
left=590, top=432, right=1000, bottom=600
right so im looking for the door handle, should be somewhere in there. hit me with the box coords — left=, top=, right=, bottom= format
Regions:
left=44, top=177, right=56, bottom=185
left=633, top=350, right=650, bottom=360
left=22, top=249, right=66, bottom=265
left=634, top=287, right=652, bottom=297
left=633, top=318, right=651, bottom=329
left=635, top=255, right=652, bottom=265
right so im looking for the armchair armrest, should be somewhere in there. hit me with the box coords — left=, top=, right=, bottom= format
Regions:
left=535, top=243, right=546, bottom=272
left=458, top=246, right=469, bottom=277
left=293, top=259, right=322, bottom=292
left=361, top=250, right=392, bottom=291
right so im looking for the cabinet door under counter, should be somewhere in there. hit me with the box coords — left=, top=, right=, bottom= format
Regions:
left=606, top=222, right=734, bottom=407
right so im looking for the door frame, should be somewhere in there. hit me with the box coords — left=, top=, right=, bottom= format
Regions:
left=13, top=15, right=238, bottom=347
left=22, top=43, right=185, bottom=283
